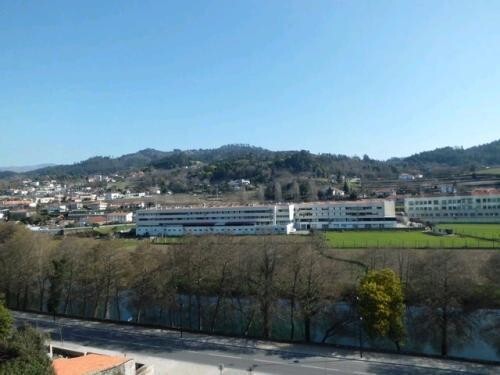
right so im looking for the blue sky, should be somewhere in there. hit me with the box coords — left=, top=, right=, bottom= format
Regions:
left=1, top=1, right=499, bottom=166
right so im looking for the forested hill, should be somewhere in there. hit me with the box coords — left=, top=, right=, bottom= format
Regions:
left=390, top=140, right=500, bottom=167
left=11, top=139, right=500, bottom=181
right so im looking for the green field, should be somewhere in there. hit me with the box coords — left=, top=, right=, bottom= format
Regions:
left=477, top=167, right=500, bottom=176
left=325, top=230, right=500, bottom=249
left=436, top=224, right=500, bottom=240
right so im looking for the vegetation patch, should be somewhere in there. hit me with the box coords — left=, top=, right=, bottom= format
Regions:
left=325, top=230, right=499, bottom=249
left=435, top=224, right=500, bottom=241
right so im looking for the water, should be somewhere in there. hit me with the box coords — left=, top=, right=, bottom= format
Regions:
left=95, top=294, right=500, bottom=362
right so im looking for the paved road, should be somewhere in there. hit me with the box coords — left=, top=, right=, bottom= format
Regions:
left=13, top=311, right=497, bottom=375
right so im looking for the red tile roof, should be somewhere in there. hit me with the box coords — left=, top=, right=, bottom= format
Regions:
left=53, top=354, right=129, bottom=375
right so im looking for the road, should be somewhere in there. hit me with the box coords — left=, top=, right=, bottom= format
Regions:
left=13, top=311, right=497, bottom=375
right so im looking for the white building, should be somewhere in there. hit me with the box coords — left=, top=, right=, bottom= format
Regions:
left=85, top=201, right=108, bottom=211
left=37, top=197, right=55, bottom=205
left=106, top=212, right=134, bottom=224
left=439, top=184, right=457, bottom=194
left=228, top=179, right=251, bottom=190
left=105, top=192, right=123, bottom=200
left=135, top=200, right=397, bottom=236
left=136, top=204, right=295, bottom=236
left=294, top=200, right=396, bottom=230
left=404, top=193, right=500, bottom=223
left=399, top=173, right=415, bottom=181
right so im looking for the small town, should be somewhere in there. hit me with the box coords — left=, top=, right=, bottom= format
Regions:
left=1, top=1, right=500, bottom=375
left=1, top=171, right=499, bottom=239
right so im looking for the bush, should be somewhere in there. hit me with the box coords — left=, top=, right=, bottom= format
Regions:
left=0, top=300, right=53, bottom=375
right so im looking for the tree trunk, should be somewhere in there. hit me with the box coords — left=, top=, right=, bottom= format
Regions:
left=210, top=295, right=222, bottom=332
left=23, top=285, right=29, bottom=310
left=188, top=294, right=193, bottom=329
left=290, top=297, right=295, bottom=341
left=63, top=276, right=73, bottom=314
left=196, top=294, right=202, bottom=331
left=244, top=310, right=255, bottom=337
left=81, top=294, right=87, bottom=316
left=262, top=300, right=271, bottom=339
left=304, top=316, right=311, bottom=342
left=115, top=289, right=121, bottom=321
left=39, top=280, right=46, bottom=312
left=102, top=278, right=111, bottom=319
left=394, top=340, right=401, bottom=352
left=441, top=307, right=448, bottom=356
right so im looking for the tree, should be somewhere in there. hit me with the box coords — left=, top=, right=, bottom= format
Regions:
left=410, top=251, right=477, bottom=357
left=0, top=298, right=12, bottom=343
left=0, top=300, right=53, bottom=375
left=256, top=185, right=265, bottom=202
left=357, top=269, right=405, bottom=351
left=0, top=326, right=54, bottom=375
left=47, top=259, right=66, bottom=317
left=479, top=252, right=500, bottom=355
left=128, top=244, right=163, bottom=323
left=296, top=245, right=325, bottom=342
left=273, top=181, right=282, bottom=202
left=276, top=243, right=302, bottom=340
left=343, top=181, right=350, bottom=195
left=290, top=180, right=300, bottom=202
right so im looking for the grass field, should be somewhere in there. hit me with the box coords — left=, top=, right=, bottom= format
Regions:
left=325, top=230, right=500, bottom=249
left=477, top=167, right=500, bottom=176
left=436, top=224, right=500, bottom=240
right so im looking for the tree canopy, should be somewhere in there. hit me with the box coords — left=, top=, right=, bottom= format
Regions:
left=358, top=269, right=405, bottom=351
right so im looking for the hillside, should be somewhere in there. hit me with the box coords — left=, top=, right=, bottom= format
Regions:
left=0, top=163, right=55, bottom=173
left=3, top=139, right=499, bottom=183
left=393, top=140, right=500, bottom=167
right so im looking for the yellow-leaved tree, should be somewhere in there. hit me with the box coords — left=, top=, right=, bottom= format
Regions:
left=357, top=269, right=405, bottom=352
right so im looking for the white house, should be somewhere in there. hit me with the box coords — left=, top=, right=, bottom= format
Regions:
left=399, top=173, right=415, bottom=181
left=105, top=192, right=123, bottom=200
left=106, top=212, right=134, bottom=224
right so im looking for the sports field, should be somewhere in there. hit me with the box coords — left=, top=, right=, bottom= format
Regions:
left=435, top=224, right=500, bottom=240
left=477, top=167, right=500, bottom=176
left=325, top=229, right=500, bottom=249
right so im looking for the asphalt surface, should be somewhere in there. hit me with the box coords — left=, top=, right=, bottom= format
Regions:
left=13, top=311, right=496, bottom=375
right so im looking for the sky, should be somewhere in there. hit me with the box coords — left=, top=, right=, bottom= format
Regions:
left=1, top=1, right=500, bottom=166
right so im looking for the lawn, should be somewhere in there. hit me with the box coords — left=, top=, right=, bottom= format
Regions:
left=325, top=230, right=499, bottom=249
left=435, top=224, right=500, bottom=240
left=477, top=167, right=500, bottom=176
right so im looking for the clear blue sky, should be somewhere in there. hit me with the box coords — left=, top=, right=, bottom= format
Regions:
left=1, top=1, right=499, bottom=166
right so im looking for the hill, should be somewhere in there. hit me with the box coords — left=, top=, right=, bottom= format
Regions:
left=391, top=140, right=500, bottom=168
left=0, top=163, right=55, bottom=173
left=2, top=139, right=498, bottom=183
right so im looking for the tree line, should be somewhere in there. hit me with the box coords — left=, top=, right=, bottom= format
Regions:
left=0, top=222, right=499, bottom=359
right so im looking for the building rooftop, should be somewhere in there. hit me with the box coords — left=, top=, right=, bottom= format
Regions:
left=107, top=211, right=132, bottom=216
left=53, top=353, right=129, bottom=375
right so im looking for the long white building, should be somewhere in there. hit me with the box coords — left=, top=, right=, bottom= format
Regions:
left=135, top=204, right=295, bottom=236
left=294, top=200, right=396, bottom=230
left=404, top=193, right=500, bottom=223
left=136, top=199, right=396, bottom=236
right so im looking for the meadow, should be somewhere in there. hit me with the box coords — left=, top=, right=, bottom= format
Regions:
left=325, top=229, right=500, bottom=249
left=435, top=223, right=500, bottom=240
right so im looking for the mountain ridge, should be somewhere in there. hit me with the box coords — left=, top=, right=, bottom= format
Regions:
left=3, top=140, right=499, bottom=181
